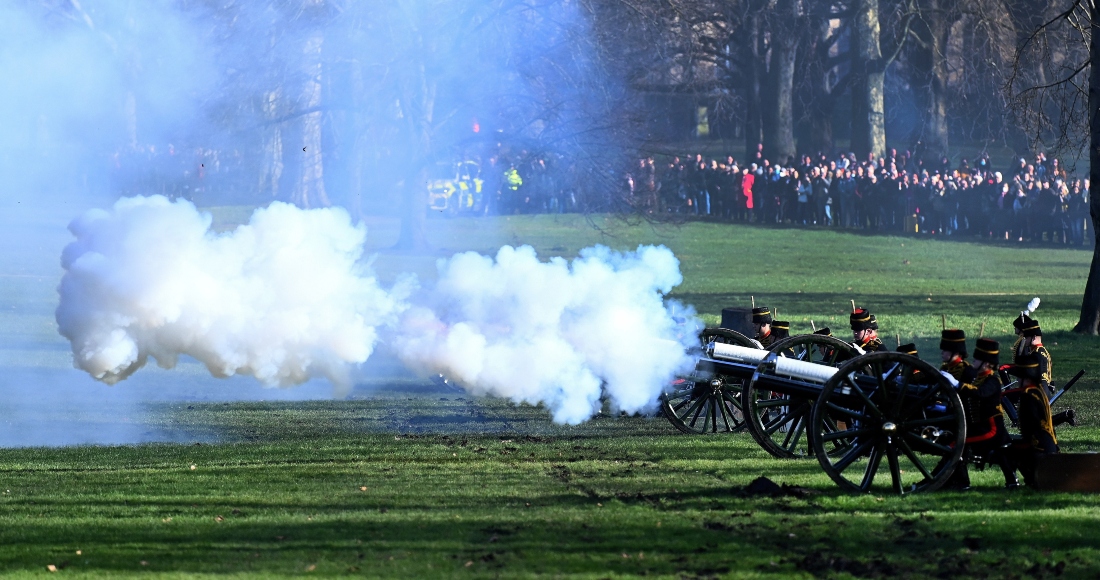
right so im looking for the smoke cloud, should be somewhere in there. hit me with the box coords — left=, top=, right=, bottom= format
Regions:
left=56, top=198, right=698, bottom=423
left=56, top=196, right=406, bottom=391
left=394, top=245, right=699, bottom=425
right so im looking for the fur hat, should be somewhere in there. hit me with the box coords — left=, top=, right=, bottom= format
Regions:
left=772, top=320, right=790, bottom=339
left=896, top=343, right=919, bottom=357
left=940, top=329, right=967, bottom=357
left=850, top=308, right=875, bottom=331
left=973, top=338, right=1000, bottom=366
left=751, top=307, right=773, bottom=324
left=1021, top=319, right=1042, bottom=337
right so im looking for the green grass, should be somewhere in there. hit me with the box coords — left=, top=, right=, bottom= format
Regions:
left=3, top=213, right=1100, bottom=577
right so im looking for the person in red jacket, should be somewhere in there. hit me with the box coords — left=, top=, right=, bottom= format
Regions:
left=742, top=167, right=755, bottom=222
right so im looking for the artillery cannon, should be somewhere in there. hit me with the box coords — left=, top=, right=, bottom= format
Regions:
left=661, top=330, right=857, bottom=449
left=673, top=340, right=968, bottom=494
left=659, top=328, right=759, bottom=435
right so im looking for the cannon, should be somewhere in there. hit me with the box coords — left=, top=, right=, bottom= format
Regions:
left=675, top=340, right=968, bottom=494
left=659, top=328, right=759, bottom=434
left=661, top=330, right=856, bottom=448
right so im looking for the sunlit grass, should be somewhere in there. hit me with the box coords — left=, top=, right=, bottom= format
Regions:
left=2, top=212, right=1098, bottom=576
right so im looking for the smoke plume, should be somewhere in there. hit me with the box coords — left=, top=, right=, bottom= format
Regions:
left=56, top=196, right=406, bottom=391
left=393, top=245, right=699, bottom=425
left=56, top=198, right=698, bottom=423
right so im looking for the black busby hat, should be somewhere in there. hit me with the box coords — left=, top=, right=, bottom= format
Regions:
left=1021, top=319, right=1042, bottom=337
left=868, top=314, right=880, bottom=330
left=813, top=327, right=832, bottom=337
left=974, top=338, right=1000, bottom=366
left=897, top=343, right=919, bottom=357
left=1012, top=313, right=1033, bottom=333
left=940, top=328, right=967, bottom=356
left=772, top=320, right=790, bottom=339
left=1006, top=353, right=1042, bottom=381
left=850, top=308, right=875, bottom=331
left=751, top=307, right=773, bottom=324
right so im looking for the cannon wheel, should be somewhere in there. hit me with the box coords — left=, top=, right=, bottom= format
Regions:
left=809, top=352, right=966, bottom=494
left=741, top=334, right=860, bottom=458
left=660, top=328, right=755, bottom=434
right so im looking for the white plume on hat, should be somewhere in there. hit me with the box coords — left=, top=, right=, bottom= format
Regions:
left=1024, top=297, right=1040, bottom=316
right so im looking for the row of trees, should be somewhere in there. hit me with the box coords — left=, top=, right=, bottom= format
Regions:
left=598, top=0, right=1084, bottom=164
left=23, top=0, right=1100, bottom=332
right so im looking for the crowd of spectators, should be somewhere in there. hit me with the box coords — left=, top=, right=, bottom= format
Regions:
left=627, top=147, right=1092, bottom=245
left=106, top=141, right=1093, bottom=247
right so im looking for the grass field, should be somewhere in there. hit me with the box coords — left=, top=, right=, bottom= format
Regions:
left=3, top=212, right=1100, bottom=578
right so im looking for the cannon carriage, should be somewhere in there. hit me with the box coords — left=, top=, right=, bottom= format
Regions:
left=664, top=333, right=970, bottom=494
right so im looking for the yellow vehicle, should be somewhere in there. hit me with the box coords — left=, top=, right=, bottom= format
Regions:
left=428, top=160, right=483, bottom=215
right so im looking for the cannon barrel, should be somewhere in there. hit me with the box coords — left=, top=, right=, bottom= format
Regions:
left=704, top=340, right=942, bottom=406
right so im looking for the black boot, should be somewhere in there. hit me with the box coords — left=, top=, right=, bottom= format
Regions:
left=1052, top=409, right=1077, bottom=427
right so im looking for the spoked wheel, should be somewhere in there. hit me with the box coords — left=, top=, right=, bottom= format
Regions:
left=700, top=328, right=755, bottom=348
left=742, top=334, right=859, bottom=458
left=809, top=352, right=966, bottom=494
left=660, top=328, right=756, bottom=434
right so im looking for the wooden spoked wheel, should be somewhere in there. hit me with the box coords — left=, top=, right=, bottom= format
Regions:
left=741, top=334, right=859, bottom=458
left=660, top=328, right=756, bottom=434
left=809, top=352, right=966, bottom=494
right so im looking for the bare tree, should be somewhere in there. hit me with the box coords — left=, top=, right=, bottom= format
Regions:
left=850, top=0, right=917, bottom=158
left=1008, top=0, right=1100, bottom=334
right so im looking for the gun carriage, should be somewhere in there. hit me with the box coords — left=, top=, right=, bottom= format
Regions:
left=665, top=334, right=970, bottom=494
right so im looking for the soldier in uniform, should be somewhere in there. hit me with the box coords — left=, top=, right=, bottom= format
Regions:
left=897, top=343, right=919, bottom=357
left=939, top=328, right=968, bottom=380
left=1006, top=353, right=1059, bottom=487
left=1009, top=312, right=1032, bottom=362
left=771, top=320, right=791, bottom=341
left=1007, top=317, right=1076, bottom=426
left=1018, top=319, right=1053, bottom=394
left=896, top=343, right=936, bottom=384
left=954, top=338, right=1018, bottom=489
left=752, top=307, right=777, bottom=348
left=850, top=307, right=888, bottom=352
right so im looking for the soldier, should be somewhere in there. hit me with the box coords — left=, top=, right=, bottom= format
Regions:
left=1018, top=319, right=1053, bottom=395
left=1009, top=312, right=1032, bottom=363
left=939, top=328, right=968, bottom=380
left=850, top=307, right=888, bottom=352
left=752, top=307, right=776, bottom=348
left=1005, top=353, right=1059, bottom=487
left=897, top=343, right=936, bottom=385
left=896, top=343, right=919, bottom=357
left=950, top=338, right=1018, bottom=490
left=771, top=320, right=791, bottom=341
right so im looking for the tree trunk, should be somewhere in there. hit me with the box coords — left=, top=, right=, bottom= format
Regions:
left=260, top=89, right=284, bottom=200
left=851, top=0, right=886, bottom=159
left=1074, top=3, right=1100, bottom=335
left=280, top=31, right=330, bottom=209
left=742, top=13, right=763, bottom=158
left=806, top=16, right=836, bottom=154
left=764, top=17, right=798, bottom=162
left=913, top=0, right=951, bottom=159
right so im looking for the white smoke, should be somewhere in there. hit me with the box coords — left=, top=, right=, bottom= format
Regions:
left=56, top=196, right=406, bottom=391
left=57, top=197, right=700, bottom=424
left=392, top=245, right=699, bottom=424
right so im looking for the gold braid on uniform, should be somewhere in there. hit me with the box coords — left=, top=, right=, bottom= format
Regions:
left=1036, top=345, right=1053, bottom=387
left=940, top=357, right=968, bottom=380
left=1011, top=336, right=1024, bottom=363
left=958, top=369, right=1004, bottom=430
left=861, top=337, right=883, bottom=352
left=1023, top=384, right=1058, bottom=448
